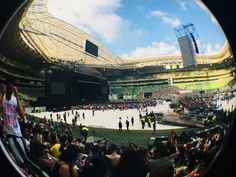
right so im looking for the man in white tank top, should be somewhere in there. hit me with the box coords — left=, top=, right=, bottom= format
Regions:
left=0, top=77, right=28, bottom=163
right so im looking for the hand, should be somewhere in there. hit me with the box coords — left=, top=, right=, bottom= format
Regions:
left=13, top=86, right=19, bottom=97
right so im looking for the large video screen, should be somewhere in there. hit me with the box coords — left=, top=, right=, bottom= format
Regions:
left=51, top=82, right=65, bottom=95
left=85, top=40, right=98, bottom=57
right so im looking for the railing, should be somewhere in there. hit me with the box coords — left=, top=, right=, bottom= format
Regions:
left=0, top=138, right=26, bottom=177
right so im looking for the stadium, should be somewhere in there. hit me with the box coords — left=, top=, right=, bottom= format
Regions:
left=0, top=0, right=235, bottom=177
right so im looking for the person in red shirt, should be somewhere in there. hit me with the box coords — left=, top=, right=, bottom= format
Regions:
left=170, top=130, right=176, bottom=146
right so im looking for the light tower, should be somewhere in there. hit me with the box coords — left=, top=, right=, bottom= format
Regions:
left=174, top=23, right=204, bottom=68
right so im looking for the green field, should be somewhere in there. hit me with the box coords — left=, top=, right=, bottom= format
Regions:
left=72, top=125, right=201, bottom=147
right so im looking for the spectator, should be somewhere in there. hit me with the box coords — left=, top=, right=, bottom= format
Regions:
left=80, top=154, right=112, bottom=177
left=0, top=77, right=28, bottom=163
left=51, top=144, right=80, bottom=177
left=29, top=138, right=54, bottom=173
left=169, top=130, right=176, bottom=146
left=148, top=164, right=174, bottom=177
left=83, top=143, right=93, bottom=156
left=148, top=145, right=174, bottom=175
left=106, top=144, right=121, bottom=166
left=149, top=147, right=160, bottom=160
left=112, top=146, right=148, bottom=177
left=21, top=123, right=31, bottom=153
left=50, top=134, right=68, bottom=159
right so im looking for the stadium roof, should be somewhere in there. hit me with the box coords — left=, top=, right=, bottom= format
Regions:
left=0, top=0, right=233, bottom=70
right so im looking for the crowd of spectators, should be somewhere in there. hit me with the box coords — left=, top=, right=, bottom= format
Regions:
left=178, top=92, right=234, bottom=113
left=179, top=95, right=216, bottom=112
left=73, top=99, right=157, bottom=111
left=0, top=78, right=235, bottom=177
left=135, top=86, right=180, bottom=101
left=152, top=86, right=180, bottom=99
left=0, top=108, right=234, bottom=177
left=171, top=92, right=235, bottom=127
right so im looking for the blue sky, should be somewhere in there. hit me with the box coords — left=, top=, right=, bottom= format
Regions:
left=47, top=0, right=226, bottom=59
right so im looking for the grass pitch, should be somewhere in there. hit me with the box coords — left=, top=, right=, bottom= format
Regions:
left=72, top=125, right=202, bottom=147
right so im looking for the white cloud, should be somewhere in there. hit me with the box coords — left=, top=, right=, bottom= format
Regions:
left=162, top=16, right=181, bottom=27
left=176, top=0, right=187, bottom=11
left=121, top=42, right=180, bottom=59
left=195, top=0, right=219, bottom=25
left=176, top=0, right=198, bottom=11
left=215, top=42, right=221, bottom=50
left=150, top=10, right=181, bottom=27
left=203, top=43, right=220, bottom=55
left=150, top=10, right=167, bottom=17
left=47, top=0, right=126, bottom=43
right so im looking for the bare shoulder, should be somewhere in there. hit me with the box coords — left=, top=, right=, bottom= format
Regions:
left=58, top=164, right=70, bottom=177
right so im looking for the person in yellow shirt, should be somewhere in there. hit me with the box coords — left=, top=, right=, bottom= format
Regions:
left=50, top=134, right=68, bottom=158
left=81, top=126, right=89, bottom=143
left=50, top=143, right=62, bottom=159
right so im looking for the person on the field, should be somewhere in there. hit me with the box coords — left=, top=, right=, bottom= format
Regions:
left=153, top=121, right=156, bottom=134
left=72, top=108, right=74, bottom=115
left=63, top=112, right=67, bottom=123
left=72, top=118, right=75, bottom=126
left=118, top=118, right=122, bottom=132
left=78, top=112, right=80, bottom=121
left=74, top=114, right=78, bottom=125
left=56, top=113, right=59, bottom=121
left=0, top=77, right=28, bottom=163
left=82, top=112, right=85, bottom=120
left=147, top=115, right=152, bottom=128
left=50, top=113, right=53, bottom=122
left=81, top=126, right=89, bottom=143
left=141, top=117, right=145, bottom=129
left=92, top=109, right=95, bottom=116
left=126, top=118, right=130, bottom=132
left=131, top=117, right=134, bottom=126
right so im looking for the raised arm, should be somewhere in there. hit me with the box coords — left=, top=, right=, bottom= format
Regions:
left=0, top=85, right=6, bottom=110
left=13, top=86, right=26, bottom=123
